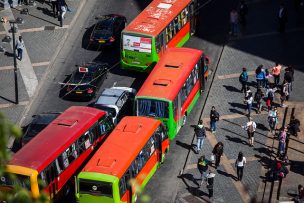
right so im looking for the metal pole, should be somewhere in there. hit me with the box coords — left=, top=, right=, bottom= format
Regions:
left=11, top=22, right=19, bottom=104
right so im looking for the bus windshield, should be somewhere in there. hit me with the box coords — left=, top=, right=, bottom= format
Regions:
left=0, top=173, right=31, bottom=190
left=122, top=34, right=152, bottom=53
left=137, top=99, right=169, bottom=118
left=79, top=179, right=112, bottom=197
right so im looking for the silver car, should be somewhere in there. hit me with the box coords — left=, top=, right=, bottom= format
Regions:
left=92, top=87, right=136, bottom=125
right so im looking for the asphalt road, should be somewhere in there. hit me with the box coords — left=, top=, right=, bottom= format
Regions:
left=21, top=0, right=238, bottom=202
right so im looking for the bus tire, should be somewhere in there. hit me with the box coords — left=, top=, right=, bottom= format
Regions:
left=182, top=115, right=187, bottom=126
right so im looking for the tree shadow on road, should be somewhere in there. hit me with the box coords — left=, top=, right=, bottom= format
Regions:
left=229, top=108, right=247, bottom=115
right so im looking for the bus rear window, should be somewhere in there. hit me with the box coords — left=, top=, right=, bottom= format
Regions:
left=0, top=173, right=31, bottom=190
left=79, top=179, right=112, bottom=197
left=122, top=34, right=151, bottom=53
left=137, top=99, right=169, bottom=118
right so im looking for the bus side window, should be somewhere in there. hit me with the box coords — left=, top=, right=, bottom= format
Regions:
left=178, top=14, right=182, bottom=30
left=99, top=117, right=114, bottom=134
left=174, top=17, right=179, bottom=34
left=45, top=163, right=57, bottom=184
left=156, top=35, right=161, bottom=53
left=165, top=28, right=169, bottom=43
left=119, top=175, right=127, bottom=198
left=90, top=122, right=100, bottom=142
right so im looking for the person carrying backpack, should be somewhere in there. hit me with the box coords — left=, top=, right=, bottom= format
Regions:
left=255, top=65, right=266, bottom=89
left=243, top=117, right=256, bottom=147
left=210, top=106, right=220, bottom=134
left=254, top=88, right=264, bottom=114
left=194, top=120, right=206, bottom=154
left=239, top=67, right=248, bottom=93
left=265, top=85, right=277, bottom=111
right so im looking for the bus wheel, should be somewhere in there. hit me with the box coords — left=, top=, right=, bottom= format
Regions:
left=182, top=115, right=187, bottom=126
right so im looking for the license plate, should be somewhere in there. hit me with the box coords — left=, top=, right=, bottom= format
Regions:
left=98, top=40, right=105, bottom=43
left=76, top=91, right=83, bottom=94
left=132, top=61, right=140, bottom=64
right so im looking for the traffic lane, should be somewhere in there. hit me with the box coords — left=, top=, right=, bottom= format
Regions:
left=22, top=0, right=145, bottom=124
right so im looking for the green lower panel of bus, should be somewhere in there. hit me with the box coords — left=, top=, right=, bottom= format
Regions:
left=186, top=90, right=201, bottom=115
left=176, top=33, right=190, bottom=48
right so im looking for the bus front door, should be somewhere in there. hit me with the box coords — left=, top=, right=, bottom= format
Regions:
left=190, top=0, right=198, bottom=36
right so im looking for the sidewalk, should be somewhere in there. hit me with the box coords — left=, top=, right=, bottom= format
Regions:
left=0, top=0, right=85, bottom=126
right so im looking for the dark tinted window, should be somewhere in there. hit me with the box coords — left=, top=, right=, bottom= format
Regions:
left=0, top=173, right=31, bottom=190
left=79, top=179, right=112, bottom=197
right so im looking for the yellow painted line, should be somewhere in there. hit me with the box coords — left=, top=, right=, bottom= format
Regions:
left=217, top=71, right=255, bottom=80
left=0, top=101, right=29, bottom=109
left=0, top=65, right=14, bottom=70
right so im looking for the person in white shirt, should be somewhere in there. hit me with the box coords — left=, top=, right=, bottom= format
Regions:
left=235, top=151, right=246, bottom=181
left=15, top=36, right=25, bottom=61
left=243, top=117, right=257, bottom=146
left=245, top=92, right=253, bottom=116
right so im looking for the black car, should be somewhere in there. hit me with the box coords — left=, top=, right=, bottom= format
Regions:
left=60, top=62, right=108, bottom=101
left=10, top=112, right=61, bottom=152
left=89, top=14, right=126, bottom=47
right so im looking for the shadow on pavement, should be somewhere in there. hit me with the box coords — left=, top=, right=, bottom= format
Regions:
left=223, top=85, right=241, bottom=93
left=225, top=135, right=248, bottom=146
left=217, top=169, right=238, bottom=181
left=178, top=173, right=210, bottom=199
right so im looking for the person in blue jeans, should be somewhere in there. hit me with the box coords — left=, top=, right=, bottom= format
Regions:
left=210, top=106, right=219, bottom=133
left=194, top=120, right=206, bottom=154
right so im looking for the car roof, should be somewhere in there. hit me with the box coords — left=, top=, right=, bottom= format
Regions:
left=95, top=88, right=126, bottom=106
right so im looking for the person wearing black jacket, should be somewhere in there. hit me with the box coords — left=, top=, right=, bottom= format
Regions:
left=194, top=120, right=206, bottom=154
left=210, top=106, right=220, bottom=133
left=212, top=142, right=224, bottom=169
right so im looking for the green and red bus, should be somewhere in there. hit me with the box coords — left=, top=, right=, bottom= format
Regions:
left=76, top=116, right=169, bottom=203
left=121, top=0, right=198, bottom=72
left=0, top=106, right=114, bottom=201
left=135, top=47, right=209, bottom=140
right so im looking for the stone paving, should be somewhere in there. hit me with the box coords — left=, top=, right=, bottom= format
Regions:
left=0, top=0, right=85, bottom=125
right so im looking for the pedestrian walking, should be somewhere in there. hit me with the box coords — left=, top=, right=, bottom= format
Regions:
left=243, top=117, right=256, bottom=147
left=51, top=0, right=58, bottom=18
left=268, top=106, right=279, bottom=133
left=278, top=126, right=288, bottom=157
left=280, top=80, right=289, bottom=107
left=194, top=120, right=206, bottom=154
left=206, top=170, right=216, bottom=199
left=294, top=184, right=304, bottom=203
left=197, top=155, right=209, bottom=186
left=15, top=36, right=25, bottom=61
left=270, top=162, right=289, bottom=181
left=238, top=0, right=248, bottom=26
left=212, top=142, right=224, bottom=169
left=245, top=86, right=252, bottom=98
left=229, top=8, right=239, bottom=36
left=235, top=152, right=246, bottom=181
left=255, top=65, right=266, bottom=88
left=265, top=69, right=272, bottom=88
left=239, top=67, right=248, bottom=93
left=284, top=66, right=294, bottom=93
left=254, top=88, right=264, bottom=114
left=278, top=4, right=288, bottom=32
left=272, top=62, right=282, bottom=87
left=265, top=85, right=277, bottom=110
left=210, top=106, right=220, bottom=133
left=244, top=91, right=253, bottom=116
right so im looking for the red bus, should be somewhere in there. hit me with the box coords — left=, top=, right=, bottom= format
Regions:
left=76, top=116, right=170, bottom=203
left=121, top=0, right=199, bottom=72
left=135, top=47, right=209, bottom=139
left=0, top=106, right=114, bottom=200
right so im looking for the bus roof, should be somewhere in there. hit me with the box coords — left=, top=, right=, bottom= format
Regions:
left=124, top=0, right=191, bottom=36
left=9, top=106, right=106, bottom=172
left=81, top=116, right=161, bottom=178
left=136, top=47, right=203, bottom=101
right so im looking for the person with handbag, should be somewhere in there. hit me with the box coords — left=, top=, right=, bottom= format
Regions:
left=212, top=142, right=224, bottom=169
left=235, top=152, right=246, bottom=181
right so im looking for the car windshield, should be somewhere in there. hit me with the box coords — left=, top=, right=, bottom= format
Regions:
left=72, top=71, right=94, bottom=84
left=25, top=124, right=46, bottom=139
left=0, top=173, right=31, bottom=190
left=93, top=105, right=116, bottom=117
left=137, top=99, right=169, bottom=118
left=79, top=179, right=112, bottom=197
left=96, top=19, right=113, bottom=31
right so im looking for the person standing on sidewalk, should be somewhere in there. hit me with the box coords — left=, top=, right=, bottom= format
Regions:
left=278, top=4, right=288, bottom=33
left=206, top=170, right=216, bottom=199
left=51, top=0, right=58, bottom=18
left=265, top=84, right=277, bottom=110
left=254, top=88, right=264, bottom=114
left=268, top=106, right=279, bottom=133
left=280, top=80, right=289, bottom=107
left=229, top=8, right=239, bottom=36
left=244, top=91, right=253, bottom=116
left=212, top=142, right=224, bottom=169
left=235, top=151, right=246, bottom=181
left=255, top=65, right=266, bottom=89
left=243, top=117, right=256, bottom=147
left=15, top=36, right=25, bottom=61
left=239, top=67, right=248, bottom=93
left=278, top=126, right=288, bottom=157
left=272, top=62, right=282, bottom=87
left=210, top=106, right=220, bottom=134
left=197, top=155, right=209, bottom=186
left=284, top=66, right=293, bottom=97
left=193, top=120, right=206, bottom=154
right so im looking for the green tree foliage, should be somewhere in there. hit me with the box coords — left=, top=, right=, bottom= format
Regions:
left=0, top=112, right=49, bottom=203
